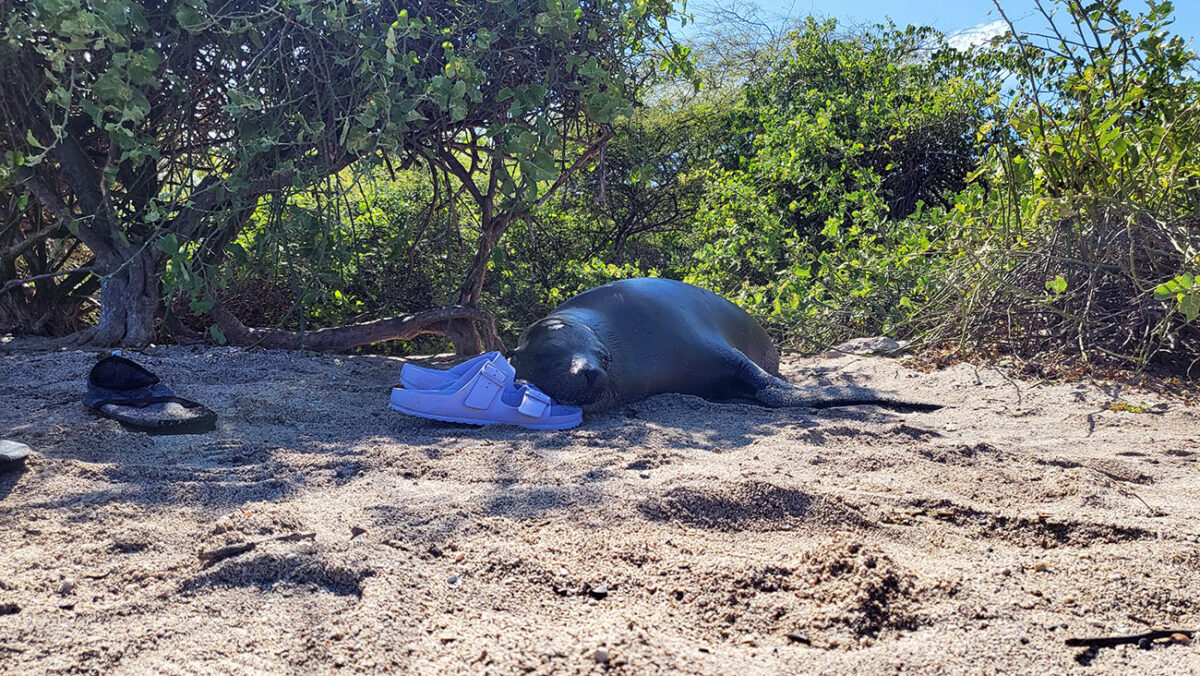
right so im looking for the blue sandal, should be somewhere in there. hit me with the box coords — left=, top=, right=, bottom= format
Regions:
left=390, top=353, right=582, bottom=430
left=400, top=352, right=498, bottom=391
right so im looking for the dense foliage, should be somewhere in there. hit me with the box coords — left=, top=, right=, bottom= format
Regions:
left=3, top=0, right=1199, bottom=377
left=1, top=0, right=682, bottom=347
left=939, top=0, right=1200, bottom=371
left=683, top=20, right=1001, bottom=344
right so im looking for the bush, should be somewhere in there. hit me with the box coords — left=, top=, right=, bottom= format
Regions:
left=684, top=19, right=999, bottom=348
left=936, top=0, right=1200, bottom=372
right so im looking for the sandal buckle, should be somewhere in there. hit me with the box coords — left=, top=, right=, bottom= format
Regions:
left=463, top=362, right=508, bottom=409
left=479, top=362, right=506, bottom=386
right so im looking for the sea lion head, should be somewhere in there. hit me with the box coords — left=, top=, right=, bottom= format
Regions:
left=510, top=315, right=612, bottom=407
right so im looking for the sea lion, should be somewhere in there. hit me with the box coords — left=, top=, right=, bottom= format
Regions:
left=509, top=277, right=939, bottom=414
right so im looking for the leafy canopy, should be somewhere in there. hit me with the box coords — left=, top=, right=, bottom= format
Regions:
left=0, top=0, right=685, bottom=343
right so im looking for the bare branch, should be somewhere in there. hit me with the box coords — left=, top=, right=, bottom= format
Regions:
left=2, top=266, right=96, bottom=293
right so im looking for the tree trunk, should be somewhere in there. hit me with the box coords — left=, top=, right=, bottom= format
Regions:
left=73, top=247, right=163, bottom=347
left=450, top=216, right=504, bottom=355
left=458, top=217, right=508, bottom=309
left=444, top=318, right=484, bottom=354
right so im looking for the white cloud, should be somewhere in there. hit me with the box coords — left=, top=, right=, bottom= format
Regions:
left=948, top=19, right=1009, bottom=50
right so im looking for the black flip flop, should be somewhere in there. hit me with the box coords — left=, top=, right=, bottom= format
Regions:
left=84, top=355, right=217, bottom=435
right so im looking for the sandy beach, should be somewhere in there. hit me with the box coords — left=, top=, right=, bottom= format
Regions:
left=1, top=341, right=1197, bottom=674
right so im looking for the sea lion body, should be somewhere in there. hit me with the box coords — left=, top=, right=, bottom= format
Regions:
left=510, top=278, right=938, bottom=414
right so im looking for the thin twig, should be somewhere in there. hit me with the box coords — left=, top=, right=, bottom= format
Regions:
left=1065, top=629, right=1195, bottom=648
left=198, top=531, right=316, bottom=567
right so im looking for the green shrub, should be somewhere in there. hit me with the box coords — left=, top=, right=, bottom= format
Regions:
left=684, top=19, right=999, bottom=348
left=938, top=0, right=1200, bottom=371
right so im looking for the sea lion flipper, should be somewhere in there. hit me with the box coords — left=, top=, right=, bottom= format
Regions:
left=731, top=357, right=942, bottom=412
left=755, top=381, right=941, bottom=412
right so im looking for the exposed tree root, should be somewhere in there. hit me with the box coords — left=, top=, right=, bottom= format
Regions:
left=49, top=327, right=99, bottom=349
left=207, top=304, right=504, bottom=354
left=162, top=310, right=206, bottom=345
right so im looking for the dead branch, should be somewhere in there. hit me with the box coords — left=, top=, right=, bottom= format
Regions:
left=1, top=266, right=96, bottom=294
left=208, top=303, right=503, bottom=353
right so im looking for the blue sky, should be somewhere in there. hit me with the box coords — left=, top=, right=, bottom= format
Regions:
left=682, top=0, right=1200, bottom=48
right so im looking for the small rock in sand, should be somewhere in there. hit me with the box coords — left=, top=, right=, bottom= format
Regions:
left=823, top=337, right=907, bottom=357
left=593, top=648, right=610, bottom=664
left=0, top=440, right=31, bottom=470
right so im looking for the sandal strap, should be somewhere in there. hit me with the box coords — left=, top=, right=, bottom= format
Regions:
left=462, top=361, right=508, bottom=410
left=518, top=386, right=551, bottom=417
left=91, top=396, right=204, bottom=410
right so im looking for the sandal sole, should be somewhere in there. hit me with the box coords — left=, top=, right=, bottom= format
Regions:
left=388, top=403, right=581, bottom=430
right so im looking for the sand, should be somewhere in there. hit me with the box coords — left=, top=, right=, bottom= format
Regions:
left=0, top=340, right=1198, bottom=674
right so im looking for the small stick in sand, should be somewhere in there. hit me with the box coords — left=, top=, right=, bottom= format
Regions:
left=1065, top=629, right=1195, bottom=648
left=1126, top=613, right=1153, bottom=626
left=198, top=542, right=256, bottom=566
left=198, top=532, right=316, bottom=567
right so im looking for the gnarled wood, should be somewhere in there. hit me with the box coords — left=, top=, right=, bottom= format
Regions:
left=208, top=304, right=504, bottom=354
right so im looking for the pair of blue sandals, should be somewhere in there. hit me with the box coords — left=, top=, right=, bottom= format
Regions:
left=390, top=352, right=583, bottom=430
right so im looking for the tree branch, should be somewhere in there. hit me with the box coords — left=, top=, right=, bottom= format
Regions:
left=430, top=146, right=486, bottom=207
left=0, top=219, right=62, bottom=265
left=208, top=303, right=502, bottom=352
left=534, top=130, right=614, bottom=210
left=1, top=266, right=96, bottom=293
left=14, top=168, right=115, bottom=260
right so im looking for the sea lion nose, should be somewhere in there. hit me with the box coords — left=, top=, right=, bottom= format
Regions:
left=570, top=356, right=607, bottom=390
left=583, top=367, right=603, bottom=387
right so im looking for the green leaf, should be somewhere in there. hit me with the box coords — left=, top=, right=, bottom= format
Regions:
left=1154, top=274, right=1195, bottom=300
left=208, top=325, right=227, bottom=345
left=1046, top=275, right=1067, bottom=295
left=175, top=4, right=204, bottom=31
left=189, top=297, right=214, bottom=314
left=1181, top=293, right=1200, bottom=323
left=1109, top=136, right=1129, bottom=160
left=155, top=233, right=180, bottom=255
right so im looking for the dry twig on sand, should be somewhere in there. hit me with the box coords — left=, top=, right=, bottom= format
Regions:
left=198, top=532, right=316, bottom=567
left=1066, top=629, right=1195, bottom=648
